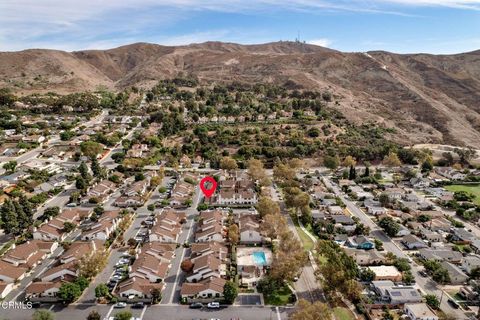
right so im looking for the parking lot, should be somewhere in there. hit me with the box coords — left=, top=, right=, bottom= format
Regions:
left=236, top=294, right=262, bottom=305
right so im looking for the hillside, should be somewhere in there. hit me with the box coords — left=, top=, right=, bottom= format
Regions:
left=1, top=41, right=480, bottom=148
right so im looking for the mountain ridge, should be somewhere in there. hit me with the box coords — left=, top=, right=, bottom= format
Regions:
left=1, top=41, right=480, bottom=148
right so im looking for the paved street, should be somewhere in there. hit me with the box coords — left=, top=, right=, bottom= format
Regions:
left=322, top=176, right=469, bottom=320
left=270, top=184, right=326, bottom=304
left=0, top=304, right=290, bottom=320
left=161, top=183, right=202, bottom=304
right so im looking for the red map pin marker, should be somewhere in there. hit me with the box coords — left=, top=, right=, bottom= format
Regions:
left=199, top=176, right=217, bottom=198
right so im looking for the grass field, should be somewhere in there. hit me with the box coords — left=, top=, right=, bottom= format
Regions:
left=445, top=184, right=480, bottom=205
left=290, top=214, right=315, bottom=251
left=333, top=307, right=355, bottom=320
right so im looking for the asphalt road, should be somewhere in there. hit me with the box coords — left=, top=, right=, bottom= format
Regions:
left=0, top=304, right=291, bottom=320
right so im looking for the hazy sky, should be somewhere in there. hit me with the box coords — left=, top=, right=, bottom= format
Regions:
left=1, top=0, right=479, bottom=53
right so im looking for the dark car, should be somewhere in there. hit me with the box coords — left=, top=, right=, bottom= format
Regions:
left=418, top=270, right=428, bottom=277
left=448, top=298, right=460, bottom=309
left=30, top=302, right=42, bottom=308
left=189, top=302, right=203, bottom=309
left=132, top=302, right=145, bottom=309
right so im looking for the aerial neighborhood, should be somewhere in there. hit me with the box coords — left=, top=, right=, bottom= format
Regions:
left=0, top=79, right=479, bottom=320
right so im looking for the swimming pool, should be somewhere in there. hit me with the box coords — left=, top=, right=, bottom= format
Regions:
left=252, top=251, right=267, bottom=266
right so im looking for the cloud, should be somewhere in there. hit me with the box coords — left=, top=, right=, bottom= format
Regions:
left=1, top=0, right=480, bottom=51
left=307, top=38, right=332, bottom=47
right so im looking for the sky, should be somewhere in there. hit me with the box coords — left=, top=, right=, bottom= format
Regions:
left=0, top=0, right=479, bottom=54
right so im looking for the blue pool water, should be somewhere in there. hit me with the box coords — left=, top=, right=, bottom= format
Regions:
left=252, top=251, right=267, bottom=266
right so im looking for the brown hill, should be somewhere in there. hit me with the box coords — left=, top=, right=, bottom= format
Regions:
left=1, top=41, right=480, bottom=147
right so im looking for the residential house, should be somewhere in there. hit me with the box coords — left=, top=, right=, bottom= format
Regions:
left=129, top=253, right=170, bottom=283
left=0, top=261, right=27, bottom=283
left=114, top=196, right=143, bottom=208
left=59, top=240, right=102, bottom=264
left=180, top=277, right=226, bottom=302
left=344, top=248, right=386, bottom=266
left=368, top=266, right=402, bottom=282
left=116, top=276, right=163, bottom=301
left=149, top=209, right=185, bottom=243
left=195, top=210, right=225, bottom=243
left=41, top=261, right=78, bottom=282
left=346, top=235, right=374, bottom=250
left=372, top=281, right=422, bottom=305
left=2, top=240, right=57, bottom=268
left=140, top=243, right=176, bottom=264
left=462, top=255, right=480, bottom=274
left=25, top=282, right=62, bottom=300
left=186, top=255, right=225, bottom=282
left=367, top=206, right=387, bottom=216
left=0, top=282, right=14, bottom=299
left=401, top=235, right=428, bottom=250
left=81, top=210, right=123, bottom=241
left=418, top=249, right=463, bottom=265
left=33, top=209, right=88, bottom=241
left=404, top=303, right=438, bottom=320
left=238, top=215, right=263, bottom=244
left=441, top=261, right=468, bottom=284
left=190, top=242, right=228, bottom=262
left=451, top=228, right=476, bottom=244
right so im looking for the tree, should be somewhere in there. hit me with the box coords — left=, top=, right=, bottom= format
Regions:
left=114, top=311, right=132, bottom=320
left=75, top=176, right=87, bottom=190
left=383, top=152, right=401, bottom=167
left=77, top=250, right=108, bottom=279
left=3, top=160, right=17, bottom=173
left=359, top=268, right=376, bottom=282
left=425, top=294, right=440, bottom=309
left=86, top=310, right=101, bottom=320
left=256, top=196, right=280, bottom=218
left=421, top=159, right=434, bottom=173
left=0, top=199, right=19, bottom=235
left=80, top=141, right=103, bottom=159
left=228, top=224, right=239, bottom=245
left=247, top=159, right=267, bottom=182
left=261, top=213, right=288, bottom=239
left=394, top=258, right=411, bottom=272
left=273, top=163, right=296, bottom=182
left=219, top=156, right=238, bottom=171
left=91, top=157, right=101, bottom=177
left=180, top=259, right=194, bottom=272
left=58, top=282, right=82, bottom=303
left=342, top=156, right=356, bottom=168
left=348, top=165, right=357, bottom=180
left=151, top=287, right=161, bottom=303
left=323, top=155, right=339, bottom=170
left=79, top=161, right=89, bottom=179
left=43, top=206, right=60, bottom=219
left=223, top=281, right=238, bottom=304
left=32, top=309, right=55, bottom=320
left=290, top=299, right=331, bottom=320
left=432, top=267, right=450, bottom=284
left=403, top=270, right=415, bottom=285
left=63, top=222, right=76, bottom=233
left=379, top=217, right=400, bottom=237
left=379, top=193, right=390, bottom=208
left=454, top=147, right=476, bottom=165
left=95, top=284, right=109, bottom=298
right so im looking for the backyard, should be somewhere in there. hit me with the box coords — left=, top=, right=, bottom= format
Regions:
left=445, top=184, right=480, bottom=205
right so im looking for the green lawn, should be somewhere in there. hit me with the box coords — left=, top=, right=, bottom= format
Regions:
left=333, top=307, right=355, bottom=320
left=445, top=184, right=480, bottom=205
left=290, top=214, right=315, bottom=251
left=263, top=285, right=294, bottom=305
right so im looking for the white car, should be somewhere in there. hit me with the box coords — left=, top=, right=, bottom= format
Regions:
left=113, top=302, right=127, bottom=308
left=207, top=302, right=220, bottom=309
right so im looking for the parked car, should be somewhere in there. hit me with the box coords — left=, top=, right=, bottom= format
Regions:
left=30, top=302, right=42, bottom=308
left=207, top=302, right=220, bottom=309
left=418, top=270, right=428, bottom=277
left=113, top=302, right=127, bottom=308
left=447, top=299, right=460, bottom=309
left=66, top=203, right=77, bottom=207
left=189, top=302, right=203, bottom=309
left=132, top=302, right=145, bottom=309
